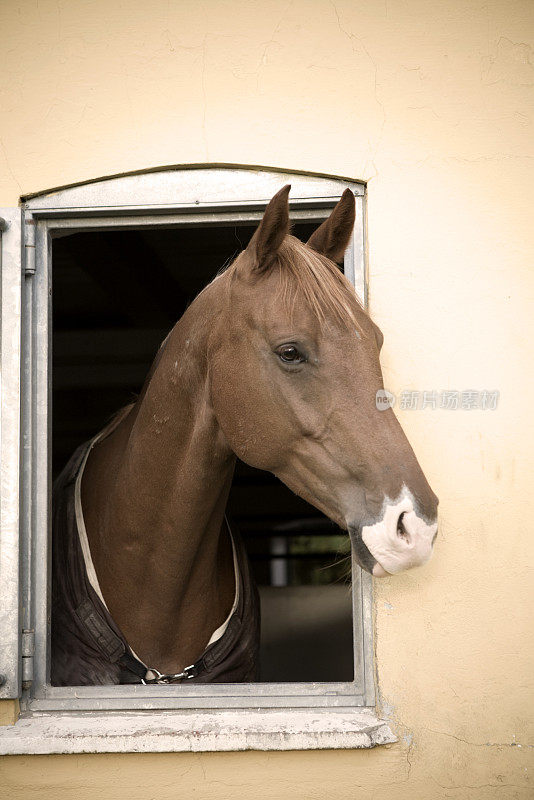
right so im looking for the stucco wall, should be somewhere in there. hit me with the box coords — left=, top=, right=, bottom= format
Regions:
left=1, top=0, right=533, bottom=797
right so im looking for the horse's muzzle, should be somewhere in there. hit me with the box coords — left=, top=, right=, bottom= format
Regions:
left=348, top=527, right=389, bottom=577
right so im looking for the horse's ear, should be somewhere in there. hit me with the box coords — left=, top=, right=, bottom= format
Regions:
left=246, top=184, right=291, bottom=272
left=307, top=188, right=355, bottom=263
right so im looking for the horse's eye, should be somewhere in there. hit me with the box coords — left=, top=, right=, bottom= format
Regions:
left=276, top=345, right=306, bottom=364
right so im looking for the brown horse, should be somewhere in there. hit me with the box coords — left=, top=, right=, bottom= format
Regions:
left=51, top=186, right=438, bottom=686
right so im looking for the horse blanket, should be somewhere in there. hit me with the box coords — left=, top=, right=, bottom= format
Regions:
left=51, top=419, right=260, bottom=686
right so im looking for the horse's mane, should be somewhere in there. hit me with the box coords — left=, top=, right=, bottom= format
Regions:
left=225, top=234, right=364, bottom=332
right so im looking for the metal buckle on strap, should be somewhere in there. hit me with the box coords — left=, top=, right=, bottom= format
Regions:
left=141, top=663, right=199, bottom=685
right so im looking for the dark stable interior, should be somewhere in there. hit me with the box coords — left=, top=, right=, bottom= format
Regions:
left=52, top=223, right=353, bottom=682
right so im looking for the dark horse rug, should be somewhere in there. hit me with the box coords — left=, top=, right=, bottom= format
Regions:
left=51, top=417, right=260, bottom=686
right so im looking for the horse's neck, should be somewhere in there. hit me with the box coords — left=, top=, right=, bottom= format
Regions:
left=82, top=298, right=236, bottom=673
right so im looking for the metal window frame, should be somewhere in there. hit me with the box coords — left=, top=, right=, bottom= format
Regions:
left=0, top=208, right=23, bottom=700
left=3, top=167, right=375, bottom=714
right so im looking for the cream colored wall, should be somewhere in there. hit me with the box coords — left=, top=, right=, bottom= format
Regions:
left=1, top=0, right=533, bottom=797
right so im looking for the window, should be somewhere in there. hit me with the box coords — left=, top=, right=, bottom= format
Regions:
left=0, top=167, right=395, bottom=752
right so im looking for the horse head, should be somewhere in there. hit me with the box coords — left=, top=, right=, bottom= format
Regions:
left=208, top=185, right=438, bottom=578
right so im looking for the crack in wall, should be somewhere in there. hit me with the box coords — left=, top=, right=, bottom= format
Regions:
left=422, top=726, right=533, bottom=749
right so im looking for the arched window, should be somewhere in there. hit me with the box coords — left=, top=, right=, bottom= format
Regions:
left=0, top=166, right=394, bottom=752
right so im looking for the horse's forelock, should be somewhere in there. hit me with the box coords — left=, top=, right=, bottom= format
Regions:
left=273, top=236, right=364, bottom=333
left=221, top=235, right=364, bottom=334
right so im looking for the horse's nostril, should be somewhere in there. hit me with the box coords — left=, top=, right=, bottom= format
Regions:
left=432, top=529, right=438, bottom=546
left=396, top=512, right=410, bottom=544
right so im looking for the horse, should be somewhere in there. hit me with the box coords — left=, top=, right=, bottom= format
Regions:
left=51, top=185, right=438, bottom=686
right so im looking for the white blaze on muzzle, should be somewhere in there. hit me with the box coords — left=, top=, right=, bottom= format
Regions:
left=361, top=489, right=437, bottom=576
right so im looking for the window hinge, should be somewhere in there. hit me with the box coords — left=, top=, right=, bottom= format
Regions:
left=23, top=213, right=36, bottom=276
left=21, top=629, right=35, bottom=690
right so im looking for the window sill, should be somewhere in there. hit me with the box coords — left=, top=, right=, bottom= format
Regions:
left=0, top=707, right=396, bottom=754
